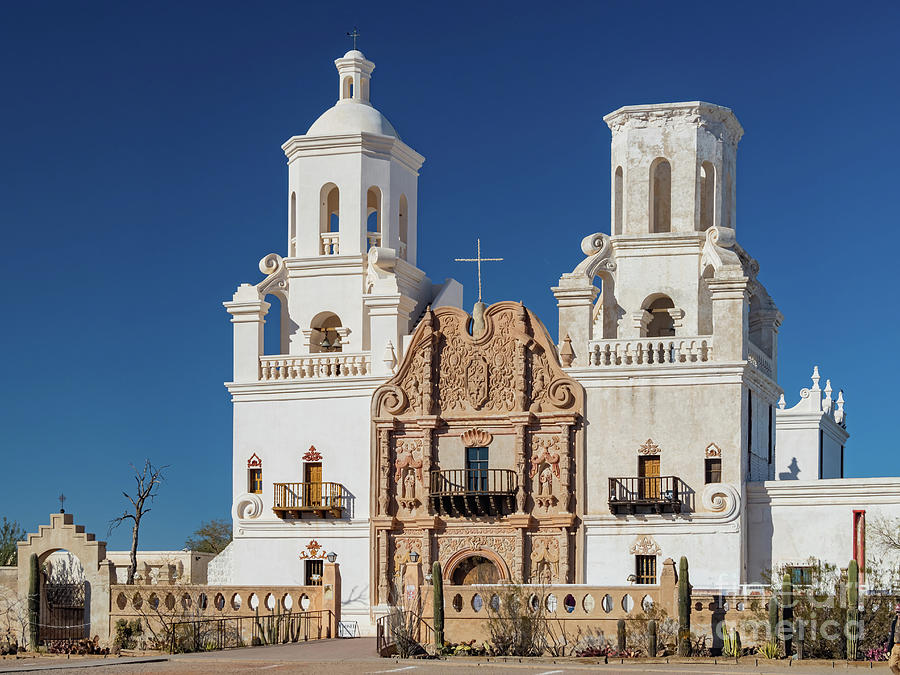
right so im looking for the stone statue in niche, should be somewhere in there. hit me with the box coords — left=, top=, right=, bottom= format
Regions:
left=530, top=435, right=562, bottom=510
left=397, top=468, right=419, bottom=512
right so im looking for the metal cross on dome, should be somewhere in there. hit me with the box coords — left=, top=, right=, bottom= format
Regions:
left=346, top=27, right=361, bottom=50
left=58, top=493, right=66, bottom=513
left=455, top=238, right=504, bottom=303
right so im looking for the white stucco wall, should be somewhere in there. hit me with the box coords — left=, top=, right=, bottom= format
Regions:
left=747, top=478, right=900, bottom=582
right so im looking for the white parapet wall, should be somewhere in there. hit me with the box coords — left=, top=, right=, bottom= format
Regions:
left=746, top=478, right=900, bottom=583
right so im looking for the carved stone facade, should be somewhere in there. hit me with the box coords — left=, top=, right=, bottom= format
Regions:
left=370, top=302, right=584, bottom=604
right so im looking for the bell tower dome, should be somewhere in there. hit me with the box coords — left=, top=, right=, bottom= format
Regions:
left=284, top=49, right=422, bottom=265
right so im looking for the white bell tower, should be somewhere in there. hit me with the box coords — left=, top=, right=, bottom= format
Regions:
left=226, top=49, right=461, bottom=382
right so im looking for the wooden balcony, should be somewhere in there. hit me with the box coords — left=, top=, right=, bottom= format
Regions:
left=608, top=476, right=686, bottom=515
left=273, top=482, right=349, bottom=519
left=429, top=469, right=517, bottom=517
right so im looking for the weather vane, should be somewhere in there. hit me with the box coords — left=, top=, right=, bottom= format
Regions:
left=347, top=27, right=360, bottom=50
left=455, top=238, right=504, bottom=303
left=58, top=493, right=66, bottom=514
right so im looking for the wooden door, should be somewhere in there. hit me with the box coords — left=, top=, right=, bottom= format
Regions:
left=305, top=462, right=322, bottom=507
left=638, top=455, right=660, bottom=500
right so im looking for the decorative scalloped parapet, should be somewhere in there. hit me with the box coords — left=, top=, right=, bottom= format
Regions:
left=373, top=301, right=584, bottom=418
left=778, top=365, right=846, bottom=428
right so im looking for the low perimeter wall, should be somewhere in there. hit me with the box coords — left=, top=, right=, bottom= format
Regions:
left=404, top=559, right=766, bottom=649
left=109, top=582, right=340, bottom=647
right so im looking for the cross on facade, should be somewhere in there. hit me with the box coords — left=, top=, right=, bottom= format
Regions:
left=455, top=238, right=504, bottom=303
left=346, top=27, right=361, bottom=50
left=58, top=493, right=66, bottom=513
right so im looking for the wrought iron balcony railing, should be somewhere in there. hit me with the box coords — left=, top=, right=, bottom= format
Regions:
left=273, top=482, right=349, bottom=519
left=429, top=469, right=517, bottom=518
left=608, top=476, right=685, bottom=514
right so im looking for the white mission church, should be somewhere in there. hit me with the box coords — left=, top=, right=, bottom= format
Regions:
left=209, top=48, right=900, bottom=631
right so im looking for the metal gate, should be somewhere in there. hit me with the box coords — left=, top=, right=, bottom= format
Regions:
left=42, top=582, right=87, bottom=643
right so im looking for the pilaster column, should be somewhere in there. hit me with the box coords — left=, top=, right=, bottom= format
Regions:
left=422, top=426, right=434, bottom=516
left=223, top=284, right=270, bottom=383
left=377, top=531, right=390, bottom=605
left=559, top=424, right=572, bottom=513
left=707, top=276, right=749, bottom=361
left=378, top=428, right=391, bottom=516
left=551, top=274, right=598, bottom=367
left=559, top=529, right=570, bottom=583
left=364, top=294, right=418, bottom=375
left=322, top=561, right=341, bottom=637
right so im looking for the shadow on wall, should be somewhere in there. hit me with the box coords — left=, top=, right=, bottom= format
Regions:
left=778, top=457, right=800, bottom=480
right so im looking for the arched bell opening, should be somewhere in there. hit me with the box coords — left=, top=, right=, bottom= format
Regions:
left=309, top=312, right=343, bottom=353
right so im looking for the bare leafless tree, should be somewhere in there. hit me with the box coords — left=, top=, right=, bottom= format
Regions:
left=109, top=461, right=167, bottom=585
left=870, top=515, right=900, bottom=553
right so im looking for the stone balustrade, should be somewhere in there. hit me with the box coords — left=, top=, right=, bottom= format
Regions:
left=320, top=232, right=340, bottom=255
left=366, top=232, right=381, bottom=249
left=747, top=343, right=774, bottom=378
left=587, top=337, right=713, bottom=367
left=259, top=353, right=372, bottom=380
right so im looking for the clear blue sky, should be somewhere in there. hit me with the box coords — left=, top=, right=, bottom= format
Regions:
left=2, top=1, right=898, bottom=550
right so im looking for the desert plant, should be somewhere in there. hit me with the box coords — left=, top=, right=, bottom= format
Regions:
left=616, top=618, right=626, bottom=652
left=648, top=619, right=657, bottom=657
left=432, top=561, right=444, bottom=651
left=625, top=605, right=677, bottom=656
left=768, top=593, right=779, bottom=643
left=758, top=640, right=780, bottom=659
left=677, top=556, right=691, bottom=656
left=483, top=583, right=547, bottom=656
left=722, top=628, right=741, bottom=658
left=782, top=572, right=793, bottom=657
left=27, top=553, right=38, bottom=650
left=846, top=559, right=859, bottom=660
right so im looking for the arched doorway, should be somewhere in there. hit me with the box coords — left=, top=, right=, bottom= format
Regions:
left=42, top=550, right=88, bottom=642
left=450, top=555, right=501, bottom=585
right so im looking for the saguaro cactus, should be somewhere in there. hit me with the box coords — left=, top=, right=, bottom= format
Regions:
left=432, top=561, right=444, bottom=650
left=648, top=619, right=658, bottom=657
left=768, top=591, right=779, bottom=644
left=27, top=553, right=39, bottom=650
left=677, top=556, right=691, bottom=656
left=846, top=559, right=859, bottom=660
left=781, top=572, right=793, bottom=657
left=617, top=618, right=626, bottom=652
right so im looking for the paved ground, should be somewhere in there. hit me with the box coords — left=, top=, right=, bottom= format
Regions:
left=0, top=639, right=889, bottom=674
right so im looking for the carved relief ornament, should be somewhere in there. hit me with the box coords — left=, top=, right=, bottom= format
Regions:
left=247, top=453, right=262, bottom=469
left=530, top=537, right=560, bottom=584
left=705, top=443, right=722, bottom=458
left=461, top=428, right=493, bottom=447
left=303, top=446, right=322, bottom=462
left=629, top=536, right=661, bottom=556
left=394, top=439, right=424, bottom=484
left=638, top=439, right=661, bottom=455
left=299, top=540, right=326, bottom=559
left=372, top=302, right=583, bottom=420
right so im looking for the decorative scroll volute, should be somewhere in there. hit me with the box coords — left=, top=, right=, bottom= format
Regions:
left=372, top=301, right=584, bottom=419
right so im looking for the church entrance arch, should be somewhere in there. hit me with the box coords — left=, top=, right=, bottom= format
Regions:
left=445, top=549, right=507, bottom=585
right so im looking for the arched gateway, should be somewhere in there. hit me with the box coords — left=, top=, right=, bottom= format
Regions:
left=370, top=301, right=585, bottom=604
left=16, top=513, right=115, bottom=645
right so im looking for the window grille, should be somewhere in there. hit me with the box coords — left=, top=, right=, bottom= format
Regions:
left=635, top=555, right=656, bottom=585
left=249, top=468, right=263, bottom=494
left=705, top=458, right=722, bottom=484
